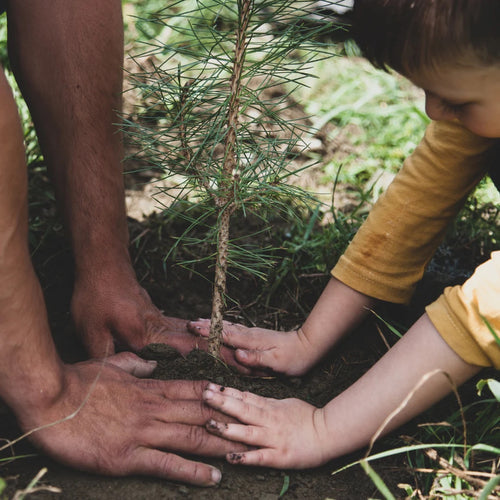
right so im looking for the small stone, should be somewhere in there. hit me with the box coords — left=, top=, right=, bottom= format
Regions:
left=178, top=485, right=190, bottom=495
left=256, top=474, right=266, bottom=481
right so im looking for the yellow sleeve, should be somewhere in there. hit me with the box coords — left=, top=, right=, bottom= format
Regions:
left=426, top=252, right=500, bottom=368
left=332, top=120, right=495, bottom=303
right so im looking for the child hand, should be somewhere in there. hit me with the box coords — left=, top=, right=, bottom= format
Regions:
left=188, top=320, right=319, bottom=376
left=202, top=383, right=330, bottom=469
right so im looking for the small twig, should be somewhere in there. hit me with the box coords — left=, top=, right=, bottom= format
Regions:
left=413, top=467, right=498, bottom=479
left=425, top=449, right=487, bottom=489
left=375, top=323, right=391, bottom=351
left=12, top=467, right=62, bottom=499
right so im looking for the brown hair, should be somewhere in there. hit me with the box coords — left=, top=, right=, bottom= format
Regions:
left=352, top=0, right=500, bottom=75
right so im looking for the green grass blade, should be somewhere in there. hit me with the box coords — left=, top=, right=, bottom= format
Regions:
left=360, top=460, right=396, bottom=500
left=332, top=443, right=473, bottom=476
left=368, top=309, right=403, bottom=338
left=479, top=474, right=500, bottom=500
left=481, top=315, right=500, bottom=347
left=279, top=474, right=290, bottom=497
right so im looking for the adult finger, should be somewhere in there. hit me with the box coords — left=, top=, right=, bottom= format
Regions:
left=85, top=329, right=116, bottom=358
left=130, top=448, right=222, bottom=486
left=105, top=351, right=157, bottom=377
left=157, top=315, right=191, bottom=332
left=141, top=421, right=247, bottom=455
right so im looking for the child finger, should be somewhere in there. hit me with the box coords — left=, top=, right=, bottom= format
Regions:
left=226, top=449, right=276, bottom=468
left=205, top=383, right=268, bottom=406
left=235, top=348, right=276, bottom=370
left=187, top=319, right=211, bottom=337
left=203, top=387, right=268, bottom=424
left=187, top=319, right=248, bottom=345
left=205, top=419, right=268, bottom=447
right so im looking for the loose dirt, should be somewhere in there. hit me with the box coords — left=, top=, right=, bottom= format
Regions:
left=0, top=208, right=485, bottom=500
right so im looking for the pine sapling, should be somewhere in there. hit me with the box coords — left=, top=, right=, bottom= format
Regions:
left=126, top=0, right=336, bottom=357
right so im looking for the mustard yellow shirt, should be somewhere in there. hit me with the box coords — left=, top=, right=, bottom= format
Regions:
left=332, top=120, right=500, bottom=368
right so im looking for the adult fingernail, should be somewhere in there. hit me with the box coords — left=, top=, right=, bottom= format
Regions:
left=211, top=468, right=222, bottom=484
left=236, top=349, right=248, bottom=360
left=147, top=360, right=157, bottom=367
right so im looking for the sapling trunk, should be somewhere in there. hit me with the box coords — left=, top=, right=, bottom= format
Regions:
left=128, top=0, right=335, bottom=360
left=207, top=0, right=252, bottom=356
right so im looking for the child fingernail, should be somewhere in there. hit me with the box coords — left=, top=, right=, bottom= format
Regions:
left=228, top=452, right=244, bottom=464
left=206, top=418, right=217, bottom=429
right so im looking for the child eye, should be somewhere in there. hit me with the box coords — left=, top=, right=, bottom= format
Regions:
left=441, top=100, right=468, bottom=115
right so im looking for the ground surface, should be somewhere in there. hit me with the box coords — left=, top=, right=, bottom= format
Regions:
left=0, top=42, right=495, bottom=498
left=0, top=206, right=486, bottom=500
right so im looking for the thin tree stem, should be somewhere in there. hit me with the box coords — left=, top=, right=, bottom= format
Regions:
left=208, top=0, right=253, bottom=356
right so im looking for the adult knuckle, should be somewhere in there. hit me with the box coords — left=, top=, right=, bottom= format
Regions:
left=155, top=452, right=177, bottom=475
left=186, top=425, right=208, bottom=452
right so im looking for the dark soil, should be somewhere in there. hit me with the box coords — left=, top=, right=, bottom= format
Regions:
left=0, top=205, right=490, bottom=500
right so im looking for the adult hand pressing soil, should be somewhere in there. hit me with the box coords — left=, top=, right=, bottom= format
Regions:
left=0, top=0, right=242, bottom=485
left=9, top=353, right=246, bottom=486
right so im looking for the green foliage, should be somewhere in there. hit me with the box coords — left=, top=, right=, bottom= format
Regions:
left=360, top=460, right=396, bottom=500
left=125, top=0, right=336, bottom=283
left=431, top=197, right=499, bottom=280
left=333, top=315, right=500, bottom=498
left=0, top=13, right=7, bottom=69
left=297, top=56, right=429, bottom=188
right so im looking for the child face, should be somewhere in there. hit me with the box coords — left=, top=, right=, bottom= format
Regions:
left=408, top=64, right=500, bottom=138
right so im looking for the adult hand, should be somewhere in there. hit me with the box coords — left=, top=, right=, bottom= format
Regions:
left=71, top=275, right=241, bottom=367
left=17, top=353, right=246, bottom=486
left=202, top=383, right=329, bottom=469
left=188, top=319, right=317, bottom=376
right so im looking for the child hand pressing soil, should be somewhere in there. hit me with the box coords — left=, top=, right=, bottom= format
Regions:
left=191, top=0, right=500, bottom=471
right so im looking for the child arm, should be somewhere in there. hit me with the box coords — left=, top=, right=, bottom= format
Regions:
left=190, top=277, right=374, bottom=375
left=202, top=313, right=481, bottom=469
left=190, top=120, right=493, bottom=374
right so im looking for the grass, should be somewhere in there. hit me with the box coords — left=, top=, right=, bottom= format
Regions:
left=1, top=3, right=499, bottom=497
left=355, top=378, right=500, bottom=499
left=122, top=8, right=499, bottom=494
left=332, top=317, right=500, bottom=499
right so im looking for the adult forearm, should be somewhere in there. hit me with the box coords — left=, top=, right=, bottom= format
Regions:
left=7, top=0, right=130, bottom=279
left=0, top=68, right=64, bottom=415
